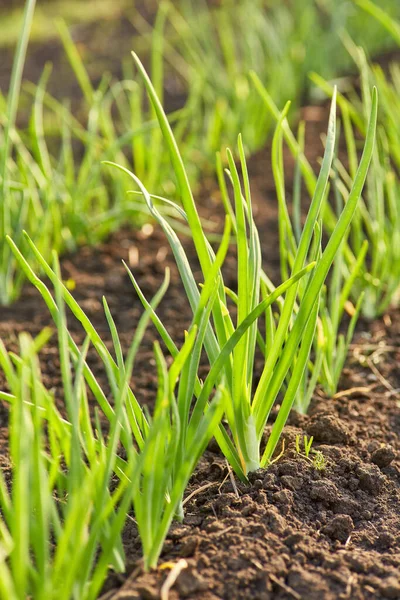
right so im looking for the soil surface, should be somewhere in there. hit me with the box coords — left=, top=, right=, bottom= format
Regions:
left=1, top=101, right=400, bottom=600
left=112, top=358, right=400, bottom=600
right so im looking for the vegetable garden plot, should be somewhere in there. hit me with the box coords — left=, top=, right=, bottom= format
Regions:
left=1, top=101, right=399, bottom=599
left=1, top=0, right=400, bottom=598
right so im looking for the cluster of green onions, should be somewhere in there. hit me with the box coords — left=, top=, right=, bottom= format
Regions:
left=5, top=0, right=400, bottom=593
left=1, top=49, right=378, bottom=592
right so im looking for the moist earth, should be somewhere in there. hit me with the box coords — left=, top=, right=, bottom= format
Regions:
left=101, top=307, right=400, bottom=600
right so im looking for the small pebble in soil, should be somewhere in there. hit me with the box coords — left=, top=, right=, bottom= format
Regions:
left=309, top=480, right=339, bottom=504
left=371, top=445, right=396, bottom=468
left=322, top=514, right=354, bottom=542
left=357, top=464, right=385, bottom=495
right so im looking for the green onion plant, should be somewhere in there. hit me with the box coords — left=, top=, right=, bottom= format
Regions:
left=252, top=61, right=399, bottom=321
left=6, top=225, right=254, bottom=569
left=106, top=54, right=377, bottom=480
left=270, top=109, right=368, bottom=407
left=309, top=48, right=400, bottom=317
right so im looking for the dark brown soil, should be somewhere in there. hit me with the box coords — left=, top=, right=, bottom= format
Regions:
left=0, top=101, right=400, bottom=599
left=111, top=362, right=400, bottom=600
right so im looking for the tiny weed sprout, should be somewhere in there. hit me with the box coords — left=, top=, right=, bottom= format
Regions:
left=312, top=450, right=327, bottom=472
left=106, top=54, right=377, bottom=481
left=295, top=435, right=326, bottom=471
left=296, top=434, right=314, bottom=459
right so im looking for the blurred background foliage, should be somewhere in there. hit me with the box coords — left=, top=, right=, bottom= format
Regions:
left=1, top=0, right=399, bottom=102
left=1, top=0, right=400, bottom=304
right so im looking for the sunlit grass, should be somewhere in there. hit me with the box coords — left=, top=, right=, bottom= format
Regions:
left=105, top=54, right=377, bottom=479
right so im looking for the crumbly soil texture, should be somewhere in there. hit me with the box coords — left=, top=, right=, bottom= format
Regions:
left=109, top=315, right=400, bottom=600
left=0, top=17, right=400, bottom=597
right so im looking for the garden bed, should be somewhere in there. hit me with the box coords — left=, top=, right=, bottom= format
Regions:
left=115, top=361, right=400, bottom=600
left=0, top=103, right=399, bottom=599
